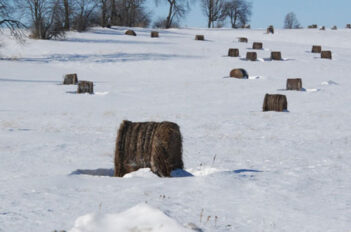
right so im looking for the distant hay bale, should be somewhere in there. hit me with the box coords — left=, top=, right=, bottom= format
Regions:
left=286, top=78, right=303, bottom=91
left=346, top=24, right=351, bottom=29
left=238, top=37, right=248, bottom=43
left=320, top=26, right=325, bottom=30
left=271, top=51, right=282, bottom=60
left=263, top=94, right=288, bottom=112
left=308, top=24, right=318, bottom=29
left=228, top=48, right=239, bottom=57
left=321, top=50, right=332, bottom=59
left=195, top=35, right=205, bottom=41
left=311, top=45, right=322, bottom=53
left=267, top=25, right=274, bottom=34
left=252, top=42, right=263, bottom=49
left=331, top=26, right=337, bottom=30
left=63, top=73, right=78, bottom=85
left=114, top=120, right=183, bottom=177
left=246, top=52, right=257, bottom=61
left=77, top=81, right=94, bottom=94
left=151, top=31, right=159, bottom=38
left=125, top=30, right=136, bottom=36
left=230, top=69, right=248, bottom=79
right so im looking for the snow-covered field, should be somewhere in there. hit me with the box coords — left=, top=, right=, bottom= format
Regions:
left=0, top=27, right=351, bottom=232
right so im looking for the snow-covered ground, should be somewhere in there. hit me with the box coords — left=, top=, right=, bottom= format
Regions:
left=0, top=27, right=351, bottom=232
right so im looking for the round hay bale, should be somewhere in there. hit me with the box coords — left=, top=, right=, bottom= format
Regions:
left=252, top=42, right=263, bottom=50
left=267, top=25, right=274, bottom=34
left=321, top=50, right=332, bottom=59
left=238, top=37, right=248, bottom=43
left=230, top=69, right=248, bottom=79
left=271, top=51, right=282, bottom=60
left=346, top=24, right=351, bottom=29
left=331, top=26, right=337, bottom=30
left=63, top=73, right=78, bottom=85
left=151, top=31, right=159, bottom=38
left=263, top=94, right=288, bottom=112
left=320, top=26, right=326, bottom=30
left=311, top=45, right=322, bottom=53
left=286, top=78, right=303, bottom=91
left=195, top=35, right=205, bottom=41
left=246, top=52, right=257, bottom=61
left=114, top=120, right=183, bottom=177
left=228, top=48, right=239, bottom=57
left=125, top=30, right=136, bottom=36
left=77, top=81, right=94, bottom=94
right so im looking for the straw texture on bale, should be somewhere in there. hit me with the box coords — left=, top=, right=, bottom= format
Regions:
left=63, top=73, right=78, bottom=85
left=195, top=35, right=205, bottom=40
left=347, top=24, right=351, bottom=29
left=238, top=37, right=248, bottom=43
left=228, top=48, right=239, bottom=57
left=286, top=78, right=303, bottom=91
left=114, top=120, right=184, bottom=177
left=230, top=69, right=248, bottom=79
left=151, top=31, right=159, bottom=38
left=125, top=30, right=136, bottom=36
left=312, top=45, right=322, bottom=53
left=263, top=94, right=288, bottom=112
left=271, top=51, right=282, bottom=60
left=321, top=51, right=332, bottom=59
left=246, top=52, right=257, bottom=61
left=267, top=25, right=274, bottom=34
left=252, top=42, right=263, bottom=49
left=77, top=81, right=94, bottom=94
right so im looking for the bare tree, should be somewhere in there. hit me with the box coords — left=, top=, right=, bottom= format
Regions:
left=284, top=12, right=300, bottom=29
left=71, top=0, right=98, bottom=31
left=201, top=0, right=226, bottom=28
left=100, top=0, right=108, bottom=27
left=224, top=0, right=252, bottom=29
left=63, top=0, right=71, bottom=30
left=154, top=0, right=190, bottom=29
left=16, top=0, right=65, bottom=39
left=0, top=0, right=25, bottom=38
left=114, top=0, right=150, bottom=27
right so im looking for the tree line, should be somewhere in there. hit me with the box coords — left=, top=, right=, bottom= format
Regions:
left=1, top=0, right=306, bottom=41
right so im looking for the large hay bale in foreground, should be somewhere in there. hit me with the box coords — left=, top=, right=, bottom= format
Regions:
left=312, top=45, right=322, bottom=53
left=114, top=120, right=183, bottom=177
left=246, top=52, right=257, bottom=61
left=125, top=30, right=136, bottom=36
left=267, top=25, right=274, bottom=34
left=228, top=48, right=239, bottom=57
left=195, top=35, right=205, bottom=41
left=252, top=42, right=263, bottom=49
left=321, top=51, right=332, bottom=59
left=77, top=81, right=94, bottom=94
left=286, top=78, right=303, bottom=91
left=230, top=69, right=248, bottom=79
left=271, top=51, right=282, bottom=60
left=151, top=31, right=159, bottom=38
left=63, top=73, right=78, bottom=85
left=238, top=37, right=248, bottom=43
left=263, top=94, right=288, bottom=112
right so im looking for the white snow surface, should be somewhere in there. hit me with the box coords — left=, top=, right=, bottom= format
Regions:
left=0, top=27, right=351, bottom=232
left=69, top=203, right=191, bottom=232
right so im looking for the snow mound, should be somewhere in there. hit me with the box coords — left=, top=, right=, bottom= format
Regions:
left=186, top=166, right=227, bottom=176
left=321, top=80, right=338, bottom=85
left=69, top=204, right=191, bottom=232
left=123, top=168, right=158, bottom=178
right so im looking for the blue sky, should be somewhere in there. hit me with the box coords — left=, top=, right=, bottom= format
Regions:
left=145, top=0, right=351, bottom=28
